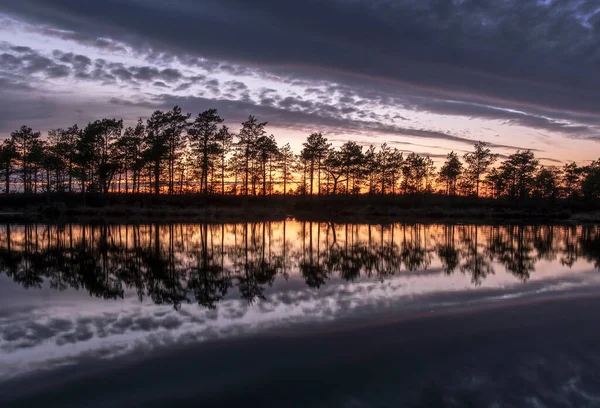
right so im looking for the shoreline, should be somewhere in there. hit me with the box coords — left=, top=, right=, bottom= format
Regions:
left=0, top=206, right=599, bottom=224
left=0, top=193, right=599, bottom=223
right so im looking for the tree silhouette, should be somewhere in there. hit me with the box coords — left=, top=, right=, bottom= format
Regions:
left=498, top=150, right=539, bottom=200
left=582, top=159, right=600, bottom=200
left=255, top=134, right=278, bottom=196
left=339, top=141, right=364, bottom=195
left=562, top=162, right=584, bottom=199
left=0, top=139, right=18, bottom=194
left=534, top=166, right=561, bottom=200
left=278, top=143, right=295, bottom=196
left=80, top=118, right=123, bottom=193
left=11, top=125, right=41, bottom=193
left=188, top=109, right=224, bottom=194
left=438, top=151, right=462, bottom=196
left=117, top=120, right=145, bottom=193
left=3, top=110, right=600, bottom=201
left=463, top=141, right=498, bottom=197
left=236, top=116, right=266, bottom=196
left=301, top=133, right=331, bottom=196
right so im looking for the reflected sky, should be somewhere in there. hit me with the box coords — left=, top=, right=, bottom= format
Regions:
left=1, top=221, right=599, bottom=386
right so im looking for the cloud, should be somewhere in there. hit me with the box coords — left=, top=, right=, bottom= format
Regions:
left=0, top=90, right=151, bottom=133
left=0, top=77, right=34, bottom=91
left=538, top=157, right=563, bottom=164
left=0, top=44, right=217, bottom=97
left=0, top=48, right=72, bottom=79
left=410, top=100, right=595, bottom=136
left=152, top=81, right=168, bottom=88
left=53, top=51, right=92, bottom=75
left=2, top=318, right=73, bottom=349
left=0, top=0, right=599, bottom=159
left=143, top=94, right=542, bottom=151
left=2, top=0, right=598, bottom=117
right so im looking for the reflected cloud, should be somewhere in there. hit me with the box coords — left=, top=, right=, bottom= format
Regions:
left=0, top=221, right=599, bottom=381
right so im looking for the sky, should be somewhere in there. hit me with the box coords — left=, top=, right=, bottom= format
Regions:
left=0, top=0, right=599, bottom=164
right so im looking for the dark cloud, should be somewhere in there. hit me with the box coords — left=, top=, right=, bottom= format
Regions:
left=0, top=91, right=58, bottom=131
left=36, top=25, right=129, bottom=53
left=129, top=66, right=183, bottom=83
left=53, top=51, right=92, bottom=72
left=539, top=157, right=563, bottom=164
left=410, top=99, right=595, bottom=137
left=45, top=64, right=70, bottom=78
left=110, top=66, right=133, bottom=81
left=225, top=80, right=248, bottom=92
left=206, top=79, right=220, bottom=94
left=0, top=47, right=72, bottom=80
left=10, top=45, right=32, bottom=53
left=173, top=82, right=193, bottom=92
left=278, top=96, right=313, bottom=110
left=131, top=66, right=158, bottom=81
left=0, top=90, right=152, bottom=133
left=2, top=0, right=598, bottom=117
left=0, top=52, right=20, bottom=68
left=160, top=68, right=182, bottom=82
left=2, top=318, right=73, bottom=349
left=1, top=44, right=208, bottom=95
left=189, top=75, right=206, bottom=83
left=0, top=76, right=34, bottom=91
left=140, top=94, right=541, bottom=151
left=219, top=63, right=253, bottom=76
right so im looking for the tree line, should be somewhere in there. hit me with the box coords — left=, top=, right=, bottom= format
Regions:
left=1, top=105, right=599, bottom=200
left=1, top=222, right=598, bottom=309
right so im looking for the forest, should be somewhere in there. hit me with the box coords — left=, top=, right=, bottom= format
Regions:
left=1, top=105, right=599, bottom=203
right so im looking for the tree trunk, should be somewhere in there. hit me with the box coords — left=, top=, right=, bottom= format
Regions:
left=5, top=163, right=9, bottom=194
left=302, top=164, right=307, bottom=196
left=179, top=167, right=184, bottom=194
left=268, top=157, right=272, bottom=195
left=262, top=162, right=267, bottom=196
left=154, top=161, right=160, bottom=195
left=68, top=162, right=72, bottom=193
left=221, top=156, right=225, bottom=195
left=317, top=157, right=321, bottom=196
left=244, top=147, right=249, bottom=196
left=283, top=162, right=287, bottom=197
left=309, top=161, right=314, bottom=196
left=203, top=141, right=209, bottom=194
left=346, top=168, right=350, bottom=195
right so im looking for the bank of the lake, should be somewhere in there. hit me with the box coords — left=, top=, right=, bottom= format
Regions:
left=1, top=192, right=600, bottom=223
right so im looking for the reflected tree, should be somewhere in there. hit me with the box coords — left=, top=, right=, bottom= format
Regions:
left=0, top=222, right=598, bottom=310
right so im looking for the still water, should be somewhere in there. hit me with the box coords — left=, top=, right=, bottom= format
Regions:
left=1, top=221, right=600, bottom=407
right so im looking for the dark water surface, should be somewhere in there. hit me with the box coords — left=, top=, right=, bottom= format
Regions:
left=1, top=221, right=600, bottom=407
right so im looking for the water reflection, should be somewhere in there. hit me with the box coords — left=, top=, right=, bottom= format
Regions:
left=0, top=221, right=599, bottom=309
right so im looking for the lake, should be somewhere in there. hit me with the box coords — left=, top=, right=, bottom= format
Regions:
left=1, top=221, right=600, bottom=407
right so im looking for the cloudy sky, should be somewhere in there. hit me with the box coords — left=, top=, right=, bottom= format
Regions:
left=0, top=0, right=599, bottom=163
